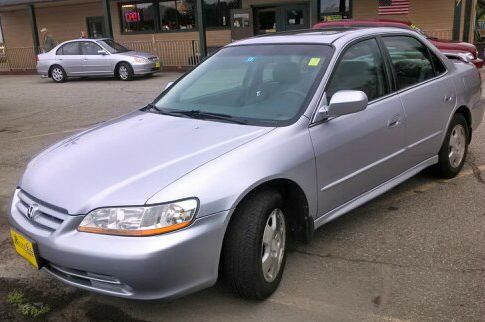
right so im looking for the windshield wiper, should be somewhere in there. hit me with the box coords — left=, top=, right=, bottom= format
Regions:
left=167, top=110, right=248, bottom=125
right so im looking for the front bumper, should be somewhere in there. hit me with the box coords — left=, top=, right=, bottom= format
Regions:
left=132, top=62, right=162, bottom=75
left=9, top=190, right=230, bottom=300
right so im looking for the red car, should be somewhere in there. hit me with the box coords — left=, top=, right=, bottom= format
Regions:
left=313, top=19, right=483, bottom=68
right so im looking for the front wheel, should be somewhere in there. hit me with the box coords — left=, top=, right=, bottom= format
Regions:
left=222, top=189, right=288, bottom=300
left=433, top=113, right=469, bottom=178
left=117, top=63, right=134, bottom=81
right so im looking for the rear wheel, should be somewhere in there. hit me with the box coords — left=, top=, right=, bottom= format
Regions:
left=222, top=189, right=288, bottom=300
left=50, top=65, right=67, bottom=83
left=433, top=113, right=469, bottom=178
left=117, top=63, right=133, bottom=81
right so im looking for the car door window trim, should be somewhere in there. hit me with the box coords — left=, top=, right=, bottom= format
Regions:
left=380, top=34, right=449, bottom=94
left=310, top=35, right=393, bottom=126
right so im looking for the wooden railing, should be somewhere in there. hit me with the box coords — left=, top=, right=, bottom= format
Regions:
left=423, top=28, right=453, bottom=40
left=121, top=40, right=200, bottom=67
left=0, top=39, right=201, bottom=71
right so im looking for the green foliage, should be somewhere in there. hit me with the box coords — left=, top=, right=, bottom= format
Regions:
left=6, top=290, right=25, bottom=306
left=5, top=289, right=51, bottom=319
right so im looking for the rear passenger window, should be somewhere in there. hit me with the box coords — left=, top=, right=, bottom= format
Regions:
left=382, top=36, right=435, bottom=90
left=57, top=42, right=80, bottom=55
left=327, top=38, right=389, bottom=101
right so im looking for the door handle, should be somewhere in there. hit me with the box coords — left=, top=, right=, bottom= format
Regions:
left=387, top=114, right=401, bottom=128
left=444, top=94, right=453, bottom=102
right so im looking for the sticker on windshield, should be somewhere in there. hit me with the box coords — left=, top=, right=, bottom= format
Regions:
left=308, top=58, right=321, bottom=67
left=246, top=56, right=256, bottom=63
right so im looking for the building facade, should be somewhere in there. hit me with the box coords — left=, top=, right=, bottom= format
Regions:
left=0, top=0, right=479, bottom=70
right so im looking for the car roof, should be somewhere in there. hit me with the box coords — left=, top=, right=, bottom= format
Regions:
left=313, top=19, right=413, bottom=29
left=59, top=38, right=111, bottom=45
left=228, top=27, right=418, bottom=46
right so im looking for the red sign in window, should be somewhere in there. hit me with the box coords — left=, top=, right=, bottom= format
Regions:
left=125, top=11, right=141, bottom=23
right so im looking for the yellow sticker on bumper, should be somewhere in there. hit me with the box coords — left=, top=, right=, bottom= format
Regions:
left=11, top=229, right=40, bottom=269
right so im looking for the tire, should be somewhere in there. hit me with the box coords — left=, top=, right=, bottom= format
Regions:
left=50, top=65, right=67, bottom=83
left=117, top=62, right=134, bottom=81
left=432, top=113, right=469, bottom=178
left=222, top=189, right=288, bottom=300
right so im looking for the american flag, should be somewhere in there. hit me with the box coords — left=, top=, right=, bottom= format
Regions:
left=378, top=0, right=410, bottom=15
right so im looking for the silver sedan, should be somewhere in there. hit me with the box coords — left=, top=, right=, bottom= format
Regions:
left=36, top=38, right=161, bottom=82
left=10, top=27, right=484, bottom=300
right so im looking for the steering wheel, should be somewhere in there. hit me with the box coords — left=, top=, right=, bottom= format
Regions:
left=278, top=89, right=306, bottom=100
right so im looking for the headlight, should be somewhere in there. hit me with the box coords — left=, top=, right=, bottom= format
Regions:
left=133, top=57, right=150, bottom=63
left=78, top=199, right=198, bottom=236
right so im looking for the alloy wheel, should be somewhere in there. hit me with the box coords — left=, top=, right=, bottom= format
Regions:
left=119, top=66, right=128, bottom=80
left=261, top=208, right=286, bottom=283
left=52, top=68, right=63, bottom=82
left=448, top=124, right=466, bottom=168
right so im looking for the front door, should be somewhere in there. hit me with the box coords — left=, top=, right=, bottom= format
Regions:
left=80, top=41, right=113, bottom=75
left=309, top=38, right=407, bottom=218
left=86, top=16, right=106, bottom=38
left=254, top=4, right=308, bottom=35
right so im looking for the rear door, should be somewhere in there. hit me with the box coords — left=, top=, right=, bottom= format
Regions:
left=381, top=36, right=455, bottom=167
left=309, top=38, right=407, bottom=217
left=55, top=42, right=83, bottom=75
left=80, top=41, right=113, bottom=75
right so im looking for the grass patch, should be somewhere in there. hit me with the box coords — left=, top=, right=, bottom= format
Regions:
left=6, top=289, right=50, bottom=319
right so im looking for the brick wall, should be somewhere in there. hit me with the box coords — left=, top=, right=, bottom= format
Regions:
left=0, top=1, right=103, bottom=48
left=0, top=9, right=32, bottom=48
left=353, top=0, right=455, bottom=40
left=35, top=1, right=103, bottom=44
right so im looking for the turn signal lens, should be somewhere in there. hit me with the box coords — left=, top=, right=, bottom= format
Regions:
left=78, top=199, right=198, bottom=236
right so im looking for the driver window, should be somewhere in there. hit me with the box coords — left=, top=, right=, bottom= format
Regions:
left=326, top=38, right=389, bottom=101
left=81, top=42, right=103, bottom=55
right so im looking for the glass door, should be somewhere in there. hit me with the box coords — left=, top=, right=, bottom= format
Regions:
left=284, top=5, right=308, bottom=31
left=86, top=16, right=106, bottom=38
left=255, top=7, right=277, bottom=35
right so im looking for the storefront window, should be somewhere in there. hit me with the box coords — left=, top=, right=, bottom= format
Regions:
left=204, top=0, right=240, bottom=28
left=159, top=0, right=196, bottom=30
left=320, top=0, right=351, bottom=21
left=120, top=2, right=156, bottom=33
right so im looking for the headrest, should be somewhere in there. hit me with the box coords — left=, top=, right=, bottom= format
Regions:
left=337, top=61, right=370, bottom=75
left=272, top=62, right=300, bottom=84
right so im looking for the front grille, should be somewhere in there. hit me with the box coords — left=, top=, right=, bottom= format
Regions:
left=16, top=190, right=68, bottom=232
left=45, top=263, right=132, bottom=296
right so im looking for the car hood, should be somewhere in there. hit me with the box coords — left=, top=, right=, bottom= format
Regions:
left=20, top=111, right=273, bottom=215
left=117, top=51, right=156, bottom=59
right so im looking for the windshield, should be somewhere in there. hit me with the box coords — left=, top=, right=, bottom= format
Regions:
left=99, top=39, right=130, bottom=53
left=154, top=44, right=333, bottom=126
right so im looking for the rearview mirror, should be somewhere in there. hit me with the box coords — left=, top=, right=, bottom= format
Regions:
left=165, top=81, right=174, bottom=90
left=315, top=90, right=368, bottom=121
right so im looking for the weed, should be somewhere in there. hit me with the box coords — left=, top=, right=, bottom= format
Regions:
left=6, top=289, right=51, bottom=318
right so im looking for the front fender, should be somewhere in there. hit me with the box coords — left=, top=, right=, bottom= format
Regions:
left=146, top=117, right=318, bottom=220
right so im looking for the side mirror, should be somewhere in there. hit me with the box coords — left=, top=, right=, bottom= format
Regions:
left=97, top=50, right=108, bottom=55
left=165, top=81, right=174, bottom=90
left=315, top=90, right=368, bottom=122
